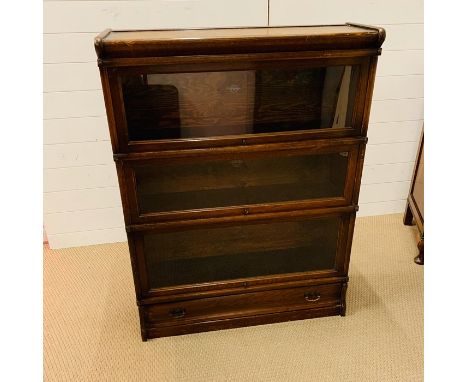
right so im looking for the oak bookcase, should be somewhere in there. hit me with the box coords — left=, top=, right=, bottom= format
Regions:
left=95, top=24, right=385, bottom=340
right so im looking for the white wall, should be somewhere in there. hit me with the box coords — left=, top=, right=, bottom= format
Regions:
left=269, top=0, right=424, bottom=219
left=43, top=0, right=423, bottom=249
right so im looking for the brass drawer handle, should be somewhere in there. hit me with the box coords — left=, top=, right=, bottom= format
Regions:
left=304, top=292, right=321, bottom=302
left=169, top=308, right=186, bottom=318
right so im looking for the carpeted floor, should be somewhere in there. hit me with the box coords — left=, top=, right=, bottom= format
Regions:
left=44, top=213, right=423, bottom=381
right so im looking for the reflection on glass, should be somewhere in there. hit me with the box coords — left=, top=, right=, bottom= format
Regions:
left=122, top=66, right=358, bottom=141
left=144, top=217, right=340, bottom=288
left=135, top=151, right=348, bottom=214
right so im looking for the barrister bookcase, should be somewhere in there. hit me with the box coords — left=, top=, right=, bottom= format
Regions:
left=95, top=24, right=385, bottom=340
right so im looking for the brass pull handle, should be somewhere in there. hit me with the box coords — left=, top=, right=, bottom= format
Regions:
left=169, top=308, right=186, bottom=318
left=304, top=292, right=321, bottom=302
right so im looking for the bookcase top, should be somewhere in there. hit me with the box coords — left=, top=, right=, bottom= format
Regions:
left=95, top=24, right=385, bottom=59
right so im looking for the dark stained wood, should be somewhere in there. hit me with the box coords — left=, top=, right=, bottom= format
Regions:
left=333, top=213, right=354, bottom=275
left=359, top=56, right=379, bottom=137
left=99, top=49, right=381, bottom=70
left=125, top=205, right=358, bottom=233
left=98, top=66, right=121, bottom=153
left=403, top=206, right=413, bottom=226
left=404, top=129, right=424, bottom=265
left=138, top=276, right=348, bottom=304
left=415, top=238, right=424, bottom=265
left=137, top=306, right=148, bottom=342
left=122, top=139, right=360, bottom=224
left=142, top=217, right=341, bottom=289
left=95, top=24, right=385, bottom=60
left=94, top=28, right=112, bottom=59
left=342, top=213, right=358, bottom=275
left=340, top=282, right=348, bottom=316
left=144, top=283, right=342, bottom=326
left=146, top=305, right=342, bottom=338
left=115, top=137, right=366, bottom=161
left=127, top=208, right=356, bottom=303
left=107, top=56, right=370, bottom=153
left=95, top=25, right=385, bottom=340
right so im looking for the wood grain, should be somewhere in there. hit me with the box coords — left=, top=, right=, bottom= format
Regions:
left=96, top=24, right=385, bottom=59
left=96, top=26, right=384, bottom=340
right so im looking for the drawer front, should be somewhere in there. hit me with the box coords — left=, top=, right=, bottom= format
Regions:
left=129, top=208, right=354, bottom=296
left=122, top=139, right=361, bottom=223
left=144, top=282, right=343, bottom=327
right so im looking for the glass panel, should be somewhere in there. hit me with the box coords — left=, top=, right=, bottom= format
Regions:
left=144, top=217, right=340, bottom=288
left=121, top=65, right=358, bottom=141
left=135, top=151, right=348, bottom=214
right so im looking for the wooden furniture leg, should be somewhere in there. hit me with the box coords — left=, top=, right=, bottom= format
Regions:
left=403, top=202, right=414, bottom=226
left=414, top=235, right=424, bottom=265
left=404, top=129, right=424, bottom=266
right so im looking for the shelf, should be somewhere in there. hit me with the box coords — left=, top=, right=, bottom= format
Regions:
left=122, top=66, right=358, bottom=142
left=148, top=244, right=337, bottom=289
left=143, top=216, right=340, bottom=288
left=138, top=181, right=343, bottom=214
left=135, top=152, right=348, bottom=214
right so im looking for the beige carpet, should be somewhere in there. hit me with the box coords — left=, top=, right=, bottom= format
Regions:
left=44, top=213, right=423, bottom=381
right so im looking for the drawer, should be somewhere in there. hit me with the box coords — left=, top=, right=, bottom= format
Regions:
left=144, top=282, right=343, bottom=327
left=121, top=138, right=362, bottom=224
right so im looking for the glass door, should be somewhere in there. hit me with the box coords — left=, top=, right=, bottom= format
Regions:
left=123, top=140, right=360, bottom=223
left=121, top=65, right=359, bottom=142
left=140, top=215, right=343, bottom=290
